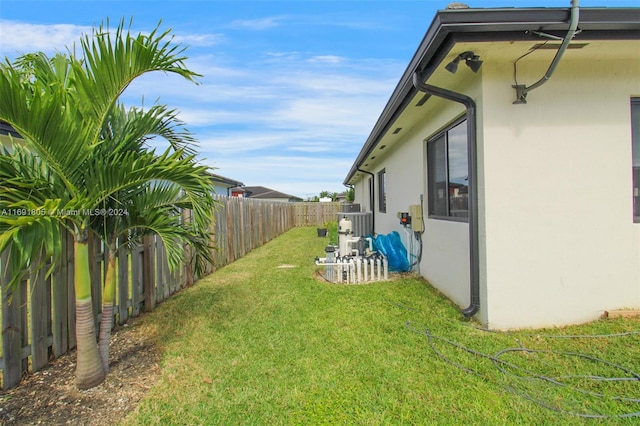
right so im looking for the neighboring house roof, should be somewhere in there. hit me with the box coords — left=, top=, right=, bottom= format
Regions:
left=230, top=186, right=247, bottom=194
left=241, top=186, right=303, bottom=202
left=0, top=120, right=21, bottom=138
left=0, top=120, right=21, bottom=149
left=344, top=5, right=640, bottom=185
left=209, top=172, right=244, bottom=188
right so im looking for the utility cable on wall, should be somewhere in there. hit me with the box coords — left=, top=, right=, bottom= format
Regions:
left=513, top=41, right=549, bottom=88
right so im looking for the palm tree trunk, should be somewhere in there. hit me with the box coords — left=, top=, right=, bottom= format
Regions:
left=74, top=236, right=106, bottom=389
left=98, top=249, right=117, bottom=373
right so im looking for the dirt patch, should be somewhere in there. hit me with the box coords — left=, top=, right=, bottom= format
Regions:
left=276, top=264, right=297, bottom=269
left=0, top=317, right=159, bottom=425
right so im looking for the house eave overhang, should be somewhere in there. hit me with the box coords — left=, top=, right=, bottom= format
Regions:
left=210, top=174, right=245, bottom=188
left=343, top=7, right=640, bottom=186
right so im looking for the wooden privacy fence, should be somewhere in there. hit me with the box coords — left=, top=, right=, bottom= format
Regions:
left=210, top=195, right=296, bottom=269
left=293, top=202, right=343, bottom=226
left=0, top=232, right=181, bottom=390
left=0, top=198, right=343, bottom=389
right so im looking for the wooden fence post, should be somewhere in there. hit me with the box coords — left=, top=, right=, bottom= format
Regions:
left=155, top=238, right=164, bottom=303
left=29, top=254, right=50, bottom=372
left=51, top=227, right=70, bottom=357
left=117, top=242, right=129, bottom=325
left=143, top=235, right=155, bottom=312
left=1, top=249, right=25, bottom=389
left=66, top=231, right=76, bottom=350
left=131, top=242, right=143, bottom=316
left=88, top=233, right=102, bottom=330
left=239, top=199, right=246, bottom=257
left=155, top=238, right=169, bottom=302
left=258, top=201, right=264, bottom=246
left=227, top=201, right=235, bottom=263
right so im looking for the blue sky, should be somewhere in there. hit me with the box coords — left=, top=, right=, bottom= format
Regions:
left=1, top=0, right=638, bottom=199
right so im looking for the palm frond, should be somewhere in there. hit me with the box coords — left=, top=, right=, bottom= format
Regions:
left=0, top=209, right=63, bottom=290
left=0, top=58, right=91, bottom=192
left=70, top=18, right=201, bottom=144
left=99, top=103, right=198, bottom=157
left=1, top=17, right=214, bottom=291
left=12, top=52, right=75, bottom=98
left=85, top=147, right=214, bottom=218
left=0, top=145, right=69, bottom=206
left=0, top=144, right=74, bottom=290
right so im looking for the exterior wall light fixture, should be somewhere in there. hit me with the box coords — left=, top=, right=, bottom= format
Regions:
left=445, top=51, right=483, bottom=74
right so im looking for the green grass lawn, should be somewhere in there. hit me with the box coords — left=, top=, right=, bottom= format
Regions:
left=124, top=227, right=640, bottom=425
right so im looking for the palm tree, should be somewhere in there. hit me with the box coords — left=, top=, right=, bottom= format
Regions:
left=92, top=104, right=215, bottom=372
left=0, top=20, right=214, bottom=389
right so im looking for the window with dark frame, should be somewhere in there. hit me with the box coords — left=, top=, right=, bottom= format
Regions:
left=632, top=98, right=640, bottom=222
left=377, top=169, right=386, bottom=213
left=427, top=119, right=469, bottom=219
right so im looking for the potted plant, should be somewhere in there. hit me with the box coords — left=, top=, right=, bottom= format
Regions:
left=317, top=224, right=328, bottom=237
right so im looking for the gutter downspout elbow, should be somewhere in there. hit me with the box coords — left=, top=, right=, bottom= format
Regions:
left=412, top=72, right=480, bottom=318
left=513, top=0, right=580, bottom=104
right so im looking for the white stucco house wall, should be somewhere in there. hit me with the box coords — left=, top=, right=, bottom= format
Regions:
left=344, top=4, right=640, bottom=330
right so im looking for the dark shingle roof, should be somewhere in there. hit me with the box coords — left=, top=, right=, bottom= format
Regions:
left=0, top=121, right=21, bottom=138
left=242, top=186, right=303, bottom=202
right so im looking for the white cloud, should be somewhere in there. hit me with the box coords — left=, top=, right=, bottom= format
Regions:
left=0, top=18, right=401, bottom=198
left=122, top=52, right=396, bottom=136
left=207, top=155, right=354, bottom=197
left=228, top=16, right=284, bottom=30
left=0, top=20, right=225, bottom=57
left=173, top=32, right=226, bottom=47
left=0, top=21, right=91, bottom=54
left=269, top=96, right=383, bottom=136
left=308, top=55, right=344, bottom=64
left=176, top=109, right=248, bottom=127
left=278, top=72, right=396, bottom=96
left=263, top=51, right=302, bottom=63
left=197, top=132, right=291, bottom=154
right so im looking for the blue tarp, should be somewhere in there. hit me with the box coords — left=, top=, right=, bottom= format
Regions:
left=371, top=231, right=410, bottom=272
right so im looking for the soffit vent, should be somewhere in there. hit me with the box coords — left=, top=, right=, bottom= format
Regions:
left=416, top=93, right=431, bottom=107
left=392, top=127, right=402, bottom=134
left=531, top=42, right=589, bottom=50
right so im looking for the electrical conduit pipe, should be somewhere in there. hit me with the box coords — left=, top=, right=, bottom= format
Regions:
left=513, top=0, right=580, bottom=103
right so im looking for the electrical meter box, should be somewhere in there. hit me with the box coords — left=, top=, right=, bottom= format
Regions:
left=409, top=204, right=424, bottom=232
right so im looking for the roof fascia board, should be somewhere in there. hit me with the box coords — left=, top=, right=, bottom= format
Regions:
left=438, top=7, right=640, bottom=32
left=343, top=7, right=640, bottom=185
left=209, top=172, right=244, bottom=187
left=216, top=178, right=245, bottom=187
left=450, top=29, right=640, bottom=44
